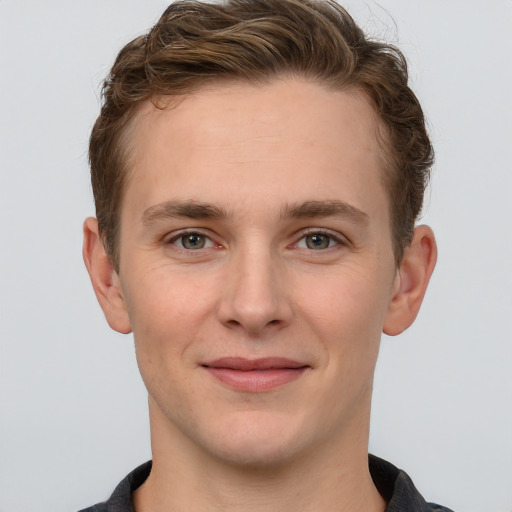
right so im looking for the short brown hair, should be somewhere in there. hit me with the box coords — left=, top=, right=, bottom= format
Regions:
left=89, top=0, right=433, bottom=270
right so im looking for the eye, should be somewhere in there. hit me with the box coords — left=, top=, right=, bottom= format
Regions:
left=296, top=232, right=342, bottom=250
left=170, top=232, right=215, bottom=250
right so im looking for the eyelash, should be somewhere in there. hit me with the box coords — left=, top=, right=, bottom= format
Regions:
left=294, top=229, right=348, bottom=251
left=165, top=229, right=348, bottom=252
left=166, top=230, right=218, bottom=251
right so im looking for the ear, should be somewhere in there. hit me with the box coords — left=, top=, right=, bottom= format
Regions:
left=82, top=217, right=132, bottom=334
left=383, top=225, right=437, bottom=336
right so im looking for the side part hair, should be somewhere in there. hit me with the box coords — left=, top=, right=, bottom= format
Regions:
left=89, top=0, right=433, bottom=270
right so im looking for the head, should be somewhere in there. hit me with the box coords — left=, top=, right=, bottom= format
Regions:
left=89, top=0, right=433, bottom=272
left=83, top=0, right=437, bottom=473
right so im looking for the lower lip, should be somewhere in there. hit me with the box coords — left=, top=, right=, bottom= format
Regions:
left=204, top=367, right=307, bottom=392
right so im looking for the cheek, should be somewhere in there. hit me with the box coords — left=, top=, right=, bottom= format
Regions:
left=122, top=270, right=217, bottom=379
left=297, top=264, right=391, bottom=338
left=288, top=268, right=390, bottom=426
left=125, top=265, right=215, bottom=330
left=293, top=262, right=393, bottom=389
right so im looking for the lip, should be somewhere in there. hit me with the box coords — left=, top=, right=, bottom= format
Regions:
left=201, top=357, right=309, bottom=392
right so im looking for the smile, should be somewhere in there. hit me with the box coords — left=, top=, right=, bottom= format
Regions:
left=201, top=357, right=310, bottom=392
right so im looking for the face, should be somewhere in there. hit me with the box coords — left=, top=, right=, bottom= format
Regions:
left=112, top=79, right=401, bottom=466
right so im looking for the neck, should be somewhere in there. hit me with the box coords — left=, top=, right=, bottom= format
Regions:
left=134, top=402, right=386, bottom=512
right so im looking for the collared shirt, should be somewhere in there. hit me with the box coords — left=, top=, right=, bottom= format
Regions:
left=78, top=455, right=454, bottom=512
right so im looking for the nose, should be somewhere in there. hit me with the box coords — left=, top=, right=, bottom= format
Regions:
left=217, top=246, right=293, bottom=336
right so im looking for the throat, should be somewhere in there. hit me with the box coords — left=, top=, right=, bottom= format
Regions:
left=133, top=451, right=386, bottom=512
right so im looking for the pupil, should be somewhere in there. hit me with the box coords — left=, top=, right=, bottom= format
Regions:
left=184, top=234, right=205, bottom=249
left=307, top=234, right=329, bottom=249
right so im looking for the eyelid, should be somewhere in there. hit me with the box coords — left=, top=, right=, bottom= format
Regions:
left=164, top=229, right=220, bottom=249
left=295, top=228, right=350, bottom=247
left=161, top=227, right=349, bottom=251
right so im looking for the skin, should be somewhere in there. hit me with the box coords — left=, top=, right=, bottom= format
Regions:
left=84, top=78, right=436, bottom=512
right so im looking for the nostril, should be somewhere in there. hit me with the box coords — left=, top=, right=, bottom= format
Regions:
left=224, top=318, right=280, bottom=330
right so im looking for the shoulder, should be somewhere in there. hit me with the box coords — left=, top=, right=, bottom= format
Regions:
left=76, top=461, right=152, bottom=512
left=369, top=455, right=455, bottom=512
left=77, top=506, right=107, bottom=512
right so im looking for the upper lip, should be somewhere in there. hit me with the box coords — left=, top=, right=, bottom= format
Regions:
left=202, top=357, right=309, bottom=371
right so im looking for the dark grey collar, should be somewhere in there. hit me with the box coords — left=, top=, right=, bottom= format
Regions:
left=79, top=455, right=454, bottom=512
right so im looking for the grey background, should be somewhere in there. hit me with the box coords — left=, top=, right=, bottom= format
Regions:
left=1, top=1, right=511, bottom=511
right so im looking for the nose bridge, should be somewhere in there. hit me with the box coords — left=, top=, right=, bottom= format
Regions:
left=218, top=239, right=291, bottom=334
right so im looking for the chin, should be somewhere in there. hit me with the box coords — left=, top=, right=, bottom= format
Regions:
left=199, top=410, right=315, bottom=469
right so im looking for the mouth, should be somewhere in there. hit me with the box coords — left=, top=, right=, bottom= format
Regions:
left=201, top=357, right=310, bottom=392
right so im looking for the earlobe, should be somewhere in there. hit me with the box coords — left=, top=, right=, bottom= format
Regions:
left=82, top=217, right=132, bottom=334
left=383, top=225, right=437, bottom=336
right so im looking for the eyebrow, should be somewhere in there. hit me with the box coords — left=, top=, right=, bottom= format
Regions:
left=142, top=200, right=229, bottom=225
left=282, top=200, right=369, bottom=224
left=141, top=199, right=369, bottom=225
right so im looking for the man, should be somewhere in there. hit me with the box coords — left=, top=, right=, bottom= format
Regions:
left=80, top=0, right=451, bottom=510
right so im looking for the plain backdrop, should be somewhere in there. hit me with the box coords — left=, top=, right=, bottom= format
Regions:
left=1, top=1, right=511, bottom=511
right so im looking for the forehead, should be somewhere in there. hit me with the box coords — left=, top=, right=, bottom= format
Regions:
left=124, top=79, right=388, bottom=221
